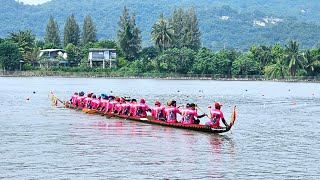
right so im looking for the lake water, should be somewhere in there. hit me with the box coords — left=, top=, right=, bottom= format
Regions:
left=0, top=77, right=319, bottom=179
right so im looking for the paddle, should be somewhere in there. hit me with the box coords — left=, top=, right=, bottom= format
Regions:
left=195, top=105, right=210, bottom=118
left=49, top=92, right=66, bottom=107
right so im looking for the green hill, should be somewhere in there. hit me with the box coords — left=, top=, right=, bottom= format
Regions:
left=1, top=0, right=320, bottom=50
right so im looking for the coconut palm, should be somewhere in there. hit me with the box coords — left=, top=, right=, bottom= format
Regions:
left=151, top=13, right=173, bottom=52
left=284, top=40, right=306, bottom=76
left=264, top=58, right=287, bottom=79
left=304, top=50, right=320, bottom=76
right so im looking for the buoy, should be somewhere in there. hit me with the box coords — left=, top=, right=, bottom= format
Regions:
left=245, top=90, right=248, bottom=91
left=33, top=91, right=36, bottom=94
left=177, top=90, right=180, bottom=92
left=288, top=89, right=291, bottom=91
left=110, top=91, right=113, bottom=93
left=26, top=97, right=30, bottom=100
left=262, top=94, right=265, bottom=96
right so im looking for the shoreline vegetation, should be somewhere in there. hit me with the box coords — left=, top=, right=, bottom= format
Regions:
left=1, top=71, right=319, bottom=82
left=1, top=6, right=320, bottom=80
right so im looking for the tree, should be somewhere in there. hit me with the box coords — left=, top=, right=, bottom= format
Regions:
left=82, top=15, right=97, bottom=45
left=117, top=6, right=141, bottom=61
left=181, top=7, right=201, bottom=51
left=169, top=8, right=184, bottom=48
left=65, top=43, right=81, bottom=65
left=8, top=30, right=36, bottom=61
left=284, top=40, right=305, bottom=76
left=63, top=14, right=81, bottom=47
left=151, top=13, right=173, bottom=52
left=264, top=58, right=286, bottom=79
left=232, top=53, right=260, bottom=75
left=44, top=15, right=61, bottom=47
left=0, top=41, right=22, bottom=71
left=304, top=49, right=320, bottom=76
left=191, top=47, right=215, bottom=74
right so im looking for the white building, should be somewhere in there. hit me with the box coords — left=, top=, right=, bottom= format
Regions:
left=88, top=48, right=117, bottom=68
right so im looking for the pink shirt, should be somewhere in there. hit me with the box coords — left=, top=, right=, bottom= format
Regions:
left=165, top=106, right=181, bottom=123
left=139, top=103, right=150, bottom=117
left=100, top=99, right=108, bottom=111
left=209, top=109, right=224, bottom=127
left=114, top=103, right=122, bottom=113
left=120, top=103, right=131, bottom=115
left=91, top=98, right=101, bottom=109
left=181, top=108, right=198, bottom=124
left=76, top=96, right=86, bottom=107
left=151, top=106, right=165, bottom=120
left=130, top=103, right=142, bottom=117
left=71, top=95, right=78, bottom=105
left=83, top=97, right=92, bottom=108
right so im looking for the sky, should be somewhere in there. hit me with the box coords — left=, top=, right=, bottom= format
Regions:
left=16, top=0, right=52, bottom=5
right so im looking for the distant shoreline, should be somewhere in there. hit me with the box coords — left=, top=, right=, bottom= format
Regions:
left=1, top=70, right=319, bottom=83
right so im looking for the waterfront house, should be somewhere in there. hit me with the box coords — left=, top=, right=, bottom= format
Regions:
left=88, top=48, right=117, bottom=68
left=38, top=49, right=68, bottom=66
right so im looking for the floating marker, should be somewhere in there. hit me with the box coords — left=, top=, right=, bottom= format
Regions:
left=26, top=97, right=30, bottom=100
left=33, top=91, right=36, bottom=94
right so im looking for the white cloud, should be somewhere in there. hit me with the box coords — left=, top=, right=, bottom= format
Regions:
left=16, top=0, right=52, bottom=5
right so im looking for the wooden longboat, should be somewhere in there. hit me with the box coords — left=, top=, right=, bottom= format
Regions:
left=65, top=101, right=236, bottom=134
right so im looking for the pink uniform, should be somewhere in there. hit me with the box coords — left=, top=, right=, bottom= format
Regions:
left=71, top=95, right=78, bottom=105
left=91, top=98, right=101, bottom=109
left=76, top=96, right=86, bottom=107
left=100, top=99, right=108, bottom=111
left=83, top=97, right=92, bottom=108
left=114, top=103, right=122, bottom=113
left=108, top=100, right=118, bottom=112
left=120, top=103, right=131, bottom=115
left=165, top=106, right=181, bottom=123
left=139, top=103, right=150, bottom=117
left=151, top=106, right=165, bottom=120
left=130, top=103, right=142, bottom=117
left=181, top=108, right=198, bottom=124
left=209, top=109, right=224, bottom=127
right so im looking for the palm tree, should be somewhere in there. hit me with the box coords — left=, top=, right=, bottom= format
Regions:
left=264, top=58, right=287, bottom=79
left=284, top=40, right=306, bottom=76
left=151, top=13, right=173, bottom=52
left=304, top=50, right=320, bottom=76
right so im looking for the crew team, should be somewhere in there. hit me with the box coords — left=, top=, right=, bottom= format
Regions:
left=70, top=92, right=230, bottom=128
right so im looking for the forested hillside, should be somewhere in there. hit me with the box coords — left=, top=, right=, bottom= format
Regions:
left=1, top=0, right=320, bottom=50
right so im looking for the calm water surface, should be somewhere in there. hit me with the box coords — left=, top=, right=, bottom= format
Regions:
left=0, top=77, right=319, bottom=179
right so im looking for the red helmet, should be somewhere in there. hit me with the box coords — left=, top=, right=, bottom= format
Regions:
left=155, top=101, right=161, bottom=106
left=115, top=97, right=120, bottom=101
left=140, top=98, right=145, bottom=103
left=87, top=93, right=92, bottom=97
left=215, top=102, right=222, bottom=107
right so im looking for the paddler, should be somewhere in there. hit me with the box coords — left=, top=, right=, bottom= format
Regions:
left=90, top=95, right=101, bottom=110
left=83, top=93, right=93, bottom=108
left=180, top=103, right=206, bottom=124
left=99, top=94, right=108, bottom=111
left=164, top=100, right=181, bottom=123
left=151, top=101, right=165, bottom=121
left=76, top=91, right=86, bottom=107
left=139, top=98, right=151, bottom=117
left=70, top=92, right=78, bottom=106
left=120, top=97, right=131, bottom=115
left=205, top=102, right=230, bottom=128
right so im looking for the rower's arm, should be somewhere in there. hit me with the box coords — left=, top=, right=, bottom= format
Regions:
left=197, top=113, right=206, bottom=118
left=222, top=118, right=230, bottom=128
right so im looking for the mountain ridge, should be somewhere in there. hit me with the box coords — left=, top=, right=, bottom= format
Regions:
left=1, top=0, right=320, bottom=50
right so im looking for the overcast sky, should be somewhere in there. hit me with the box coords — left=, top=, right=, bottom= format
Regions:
left=17, top=0, right=51, bottom=5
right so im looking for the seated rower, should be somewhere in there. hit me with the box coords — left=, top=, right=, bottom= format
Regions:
left=83, top=93, right=93, bottom=108
left=76, top=91, right=85, bottom=107
left=120, top=98, right=131, bottom=115
left=151, top=101, right=165, bottom=121
left=164, top=100, right=181, bottom=123
left=181, top=103, right=206, bottom=125
left=70, top=92, right=78, bottom=106
left=139, top=98, right=151, bottom=117
left=90, top=95, right=101, bottom=110
left=99, top=94, right=108, bottom=111
left=205, top=102, right=230, bottom=129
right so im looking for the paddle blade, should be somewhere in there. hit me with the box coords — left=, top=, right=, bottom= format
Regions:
left=230, top=106, right=237, bottom=126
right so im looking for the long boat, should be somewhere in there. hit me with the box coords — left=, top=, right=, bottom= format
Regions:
left=62, top=100, right=237, bottom=134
